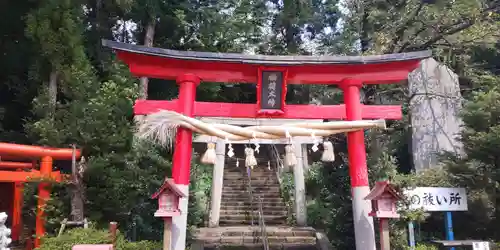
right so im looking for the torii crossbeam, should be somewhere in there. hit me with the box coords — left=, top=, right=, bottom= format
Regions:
left=103, top=39, right=430, bottom=250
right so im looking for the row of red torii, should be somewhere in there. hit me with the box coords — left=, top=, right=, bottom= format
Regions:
left=103, top=39, right=431, bottom=250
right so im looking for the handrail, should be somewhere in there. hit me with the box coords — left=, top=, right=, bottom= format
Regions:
left=246, top=166, right=255, bottom=226
left=269, top=144, right=284, bottom=182
left=271, top=145, right=285, bottom=170
left=257, top=196, right=269, bottom=250
left=246, top=151, right=270, bottom=250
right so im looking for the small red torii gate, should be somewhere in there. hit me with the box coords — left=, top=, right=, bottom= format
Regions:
left=103, top=39, right=430, bottom=250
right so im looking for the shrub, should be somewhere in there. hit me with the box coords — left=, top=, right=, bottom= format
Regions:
left=36, top=227, right=161, bottom=250
left=411, top=244, right=439, bottom=250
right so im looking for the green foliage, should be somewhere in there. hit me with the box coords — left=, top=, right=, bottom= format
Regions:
left=22, top=181, right=71, bottom=235
left=36, top=227, right=161, bottom=250
left=187, top=159, right=214, bottom=228
left=278, top=171, right=296, bottom=225
left=439, top=84, right=500, bottom=240
left=25, top=0, right=88, bottom=72
left=412, top=244, right=439, bottom=250
left=305, top=159, right=355, bottom=249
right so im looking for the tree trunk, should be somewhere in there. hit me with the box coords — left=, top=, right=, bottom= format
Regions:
left=360, top=10, right=370, bottom=53
left=70, top=154, right=86, bottom=222
left=136, top=17, right=156, bottom=123
left=48, top=70, right=58, bottom=116
left=138, top=18, right=156, bottom=100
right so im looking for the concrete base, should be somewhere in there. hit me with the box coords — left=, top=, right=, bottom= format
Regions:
left=352, top=186, right=376, bottom=250
left=171, top=184, right=189, bottom=250
left=208, top=139, right=225, bottom=227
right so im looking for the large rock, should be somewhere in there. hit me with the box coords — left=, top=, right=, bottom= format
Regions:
left=408, top=58, right=464, bottom=172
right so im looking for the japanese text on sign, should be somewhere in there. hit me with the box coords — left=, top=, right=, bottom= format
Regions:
left=267, top=73, right=277, bottom=107
left=403, top=187, right=468, bottom=212
left=260, top=71, right=284, bottom=110
left=472, top=242, right=490, bottom=250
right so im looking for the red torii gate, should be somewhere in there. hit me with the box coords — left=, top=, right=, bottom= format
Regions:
left=103, top=39, right=430, bottom=250
left=0, top=143, right=81, bottom=248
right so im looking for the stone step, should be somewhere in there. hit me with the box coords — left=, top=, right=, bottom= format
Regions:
left=223, top=178, right=278, bottom=182
left=219, top=216, right=287, bottom=225
left=222, top=190, right=280, bottom=194
left=224, top=172, right=277, bottom=178
left=218, top=220, right=288, bottom=227
left=223, top=187, right=280, bottom=192
left=221, top=201, right=286, bottom=207
left=222, top=192, right=281, bottom=198
left=221, top=205, right=287, bottom=211
left=223, top=180, right=279, bottom=184
left=221, top=197, right=283, bottom=202
left=196, top=227, right=315, bottom=238
left=223, top=184, right=280, bottom=188
left=222, top=189, right=281, bottom=197
left=199, top=236, right=316, bottom=245
left=203, top=243, right=317, bottom=250
left=224, top=172, right=275, bottom=175
left=223, top=183, right=279, bottom=187
left=220, top=210, right=287, bottom=216
left=222, top=188, right=280, bottom=193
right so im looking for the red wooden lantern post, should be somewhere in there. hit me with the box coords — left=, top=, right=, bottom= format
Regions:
left=151, top=178, right=187, bottom=250
left=365, top=181, right=402, bottom=250
left=103, top=39, right=430, bottom=250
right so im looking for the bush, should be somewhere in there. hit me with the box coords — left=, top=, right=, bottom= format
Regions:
left=402, top=244, right=438, bottom=250
left=36, top=227, right=161, bottom=250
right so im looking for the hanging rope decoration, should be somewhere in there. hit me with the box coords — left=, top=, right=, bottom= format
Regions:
left=137, top=110, right=387, bottom=166
left=245, top=147, right=257, bottom=169
left=311, top=132, right=319, bottom=152
left=226, top=138, right=234, bottom=158
left=201, top=142, right=216, bottom=165
left=284, top=145, right=298, bottom=167
left=321, top=141, right=335, bottom=162
left=252, top=132, right=260, bottom=154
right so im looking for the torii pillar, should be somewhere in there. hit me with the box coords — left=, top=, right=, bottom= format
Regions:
left=170, top=74, right=200, bottom=250
left=342, top=78, right=375, bottom=249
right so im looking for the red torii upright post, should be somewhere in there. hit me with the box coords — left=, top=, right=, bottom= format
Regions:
left=103, top=39, right=430, bottom=250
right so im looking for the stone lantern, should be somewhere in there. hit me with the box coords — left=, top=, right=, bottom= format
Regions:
left=0, top=212, right=12, bottom=250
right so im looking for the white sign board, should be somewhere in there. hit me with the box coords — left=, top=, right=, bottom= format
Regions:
left=404, top=187, right=468, bottom=212
left=472, top=242, right=490, bottom=250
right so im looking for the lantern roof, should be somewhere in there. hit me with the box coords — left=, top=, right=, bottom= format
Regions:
left=364, top=180, right=402, bottom=200
left=151, top=178, right=186, bottom=199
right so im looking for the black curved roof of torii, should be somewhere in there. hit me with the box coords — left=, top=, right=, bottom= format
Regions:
left=102, top=39, right=432, bottom=65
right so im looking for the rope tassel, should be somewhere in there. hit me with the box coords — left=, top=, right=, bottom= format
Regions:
left=201, top=142, right=216, bottom=165
left=321, top=141, right=335, bottom=162
left=285, top=145, right=297, bottom=167
left=245, top=147, right=257, bottom=169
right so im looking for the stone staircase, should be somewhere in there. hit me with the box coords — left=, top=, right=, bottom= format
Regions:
left=194, top=156, right=318, bottom=250
left=196, top=226, right=317, bottom=250
left=219, top=158, right=287, bottom=226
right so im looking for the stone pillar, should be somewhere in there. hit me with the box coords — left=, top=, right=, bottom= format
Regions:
left=293, top=143, right=307, bottom=226
left=208, top=139, right=225, bottom=227
left=408, top=58, right=463, bottom=172
left=301, top=144, right=309, bottom=172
